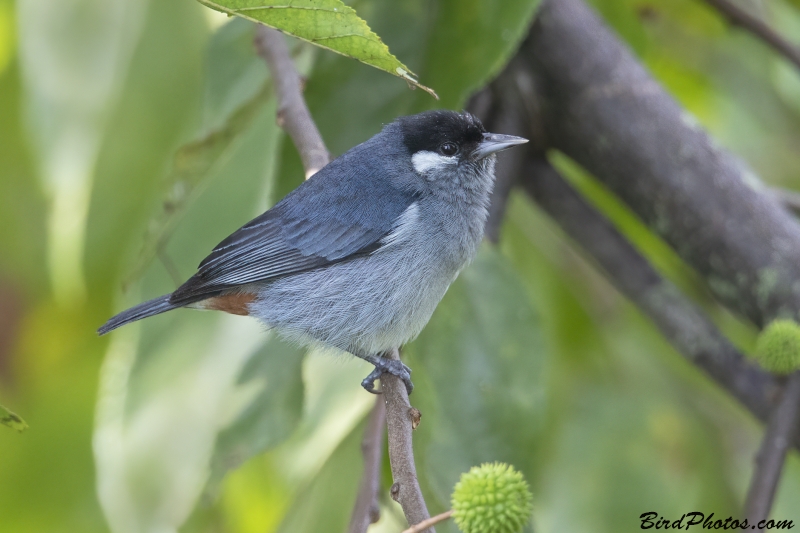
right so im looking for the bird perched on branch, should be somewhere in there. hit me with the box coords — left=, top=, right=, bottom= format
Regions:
left=99, top=110, right=528, bottom=394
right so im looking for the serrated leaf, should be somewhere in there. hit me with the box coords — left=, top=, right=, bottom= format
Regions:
left=1, top=403, right=27, bottom=433
left=195, top=0, right=437, bottom=98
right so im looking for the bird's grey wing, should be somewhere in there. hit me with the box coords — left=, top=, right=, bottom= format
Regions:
left=169, top=161, right=419, bottom=306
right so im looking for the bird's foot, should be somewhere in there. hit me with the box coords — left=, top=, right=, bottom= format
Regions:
left=360, top=356, right=413, bottom=395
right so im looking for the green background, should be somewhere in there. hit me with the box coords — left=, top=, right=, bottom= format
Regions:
left=1, top=0, right=800, bottom=532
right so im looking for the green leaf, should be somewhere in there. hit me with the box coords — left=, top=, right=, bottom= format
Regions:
left=125, top=20, right=273, bottom=284
left=414, top=0, right=542, bottom=107
left=0, top=403, right=27, bottom=433
left=502, top=195, right=744, bottom=531
left=404, top=247, right=549, bottom=519
left=196, top=0, right=437, bottom=98
left=124, top=83, right=271, bottom=284
left=208, top=335, right=305, bottom=491
left=93, top=19, right=285, bottom=531
left=17, top=0, right=148, bottom=305
left=274, top=416, right=367, bottom=533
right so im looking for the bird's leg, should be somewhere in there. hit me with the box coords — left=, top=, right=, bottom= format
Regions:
left=358, top=352, right=414, bottom=395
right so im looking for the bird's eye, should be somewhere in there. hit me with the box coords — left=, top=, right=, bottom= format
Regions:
left=439, top=142, right=458, bottom=156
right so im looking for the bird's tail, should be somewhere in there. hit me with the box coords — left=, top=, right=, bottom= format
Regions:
left=98, top=294, right=177, bottom=335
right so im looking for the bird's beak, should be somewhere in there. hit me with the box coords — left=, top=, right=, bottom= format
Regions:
left=472, top=133, right=529, bottom=160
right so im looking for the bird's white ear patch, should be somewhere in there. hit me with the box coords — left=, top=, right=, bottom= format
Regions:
left=412, top=150, right=455, bottom=175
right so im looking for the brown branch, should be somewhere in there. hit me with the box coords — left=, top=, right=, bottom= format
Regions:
left=254, top=26, right=329, bottom=178
left=400, top=510, right=453, bottom=533
left=700, top=0, right=800, bottom=72
left=348, top=397, right=387, bottom=533
left=382, top=348, right=434, bottom=532
left=745, top=371, right=800, bottom=528
left=476, top=29, right=786, bottom=439
left=524, top=0, right=800, bottom=329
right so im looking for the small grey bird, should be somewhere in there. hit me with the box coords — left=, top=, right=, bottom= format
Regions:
left=99, top=110, right=528, bottom=393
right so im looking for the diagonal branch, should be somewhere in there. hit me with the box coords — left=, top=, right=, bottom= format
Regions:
left=520, top=154, right=800, bottom=519
left=745, top=371, right=800, bottom=527
left=700, top=0, right=800, bottom=72
left=348, top=397, right=386, bottom=533
left=254, top=26, right=329, bottom=178
left=524, top=0, right=800, bottom=330
left=519, top=155, right=782, bottom=427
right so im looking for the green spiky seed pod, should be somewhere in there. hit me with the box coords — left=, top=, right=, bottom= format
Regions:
left=451, top=462, right=533, bottom=533
left=755, top=320, right=800, bottom=374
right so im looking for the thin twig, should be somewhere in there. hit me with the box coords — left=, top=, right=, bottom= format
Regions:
left=400, top=510, right=454, bottom=533
left=382, top=348, right=434, bottom=532
left=348, top=397, right=387, bottom=533
left=254, top=26, right=329, bottom=178
left=745, top=371, right=800, bottom=528
left=700, top=0, right=800, bottom=72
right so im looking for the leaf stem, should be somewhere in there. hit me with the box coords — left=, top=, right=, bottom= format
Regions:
left=400, top=510, right=453, bottom=533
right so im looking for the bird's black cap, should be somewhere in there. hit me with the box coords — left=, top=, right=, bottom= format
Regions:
left=398, top=110, right=486, bottom=155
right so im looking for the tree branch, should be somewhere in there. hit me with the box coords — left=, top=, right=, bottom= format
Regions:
left=700, top=0, right=800, bottom=73
left=476, top=33, right=787, bottom=445
left=524, top=0, right=800, bottom=329
left=519, top=156, right=782, bottom=428
left=348, top=397, right=386, bottom=533
left=254, top=26, right=329, bottom=178
left=515, top=0, right=800, bottom=504
left=745, top=371, right=800, bottom=527
left=382, top=348, right=433, bottom=532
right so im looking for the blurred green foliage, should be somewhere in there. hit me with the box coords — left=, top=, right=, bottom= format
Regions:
left=0, top=401, right=27, bottom=432
left=2, top=0, right=800, bottom=532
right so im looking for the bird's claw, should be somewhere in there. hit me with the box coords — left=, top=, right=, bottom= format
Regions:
left=361, top=358, right=414, bottom=395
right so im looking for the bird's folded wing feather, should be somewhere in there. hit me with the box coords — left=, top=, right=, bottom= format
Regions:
left=169, top=160, right=418, bottom=306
